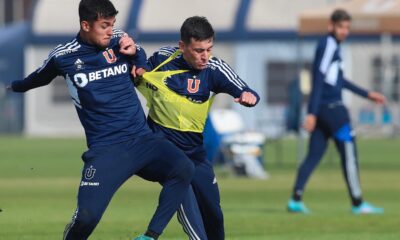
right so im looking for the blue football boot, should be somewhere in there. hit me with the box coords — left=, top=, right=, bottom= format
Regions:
left=352, top=202, right=384, bottom=215
left=133, top=234, right=155, bottom=240
left=287, top=198, right=310, bottom=214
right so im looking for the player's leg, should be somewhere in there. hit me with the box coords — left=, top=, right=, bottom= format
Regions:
left=190, top=159, right=224, bottom=240
left=176, top=185, right=208, bottom=240
left=64, top=142, right=142, bottom=240
left=332, top=123, right=363, bottom=206
left=135, top=136, right=195, bottom=239
left=288, top=126, right=329, bottom=213
left=333, top=122, right=383, bottom=214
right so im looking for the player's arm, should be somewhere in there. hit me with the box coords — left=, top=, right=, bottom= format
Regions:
left=343, top=78, right=386, bottom=104
left=305, top=38, right=333, bottom=132
left=210, top=58, right=260, bottom=107
left=146, top=46, right=176, bottom=71
left=129, top=44, right=148, bottom=78
left=118, top=32, right=148, bottom=77
left=8, top=57, right=60, bottom=92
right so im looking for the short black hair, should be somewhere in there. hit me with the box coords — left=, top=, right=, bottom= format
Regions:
left=180, top=16, right=215, bottom=44
left=330, top=9, right=351, bottom=23
left=79, top=0, right=118, bottom=23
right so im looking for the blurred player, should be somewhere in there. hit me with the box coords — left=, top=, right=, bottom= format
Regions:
left=6, top=0, right=196, bottom=239
left=133, top=16, right=259, bottom=239
left=287, top=9, right=386, bottom=214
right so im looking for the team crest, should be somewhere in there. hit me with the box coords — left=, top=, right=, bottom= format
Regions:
left=103, top=49, right=117, bottom=64
left=85, top=165, right=96, bottom=180
left=187, top=78, right=200, bottom=93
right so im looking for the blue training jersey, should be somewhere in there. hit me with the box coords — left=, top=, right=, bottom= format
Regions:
left=144, top=46, right=260, bottom=158
left=12, top=29, right=152, bottom=147
left=308, top=34, right=369, bottom=116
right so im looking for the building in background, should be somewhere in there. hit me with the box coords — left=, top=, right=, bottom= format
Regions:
left=0, top=0, right=399, bottom=137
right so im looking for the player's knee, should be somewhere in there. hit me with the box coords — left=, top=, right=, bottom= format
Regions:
left=334, top=124, right=354, bottom=142
left=173, top=158, right=195, bottom=182
left=66, top=209, right=101, bottom=237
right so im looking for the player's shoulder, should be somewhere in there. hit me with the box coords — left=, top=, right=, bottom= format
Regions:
left=207, top=56, right=233, bottom=72
left=47, top=37, right=82, bottom=61
left=156, top=46, right=179, bottom=58
left=317, top=34, right=337, bottom=51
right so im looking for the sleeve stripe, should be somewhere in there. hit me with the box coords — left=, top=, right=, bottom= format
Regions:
left=208, top=61, right=243, bottom=91
left=209, top=58, right=245, bottom=87
left=158, top=46, right=176, bottom=55
left=219, top=60, right=246, bottom=87
left=319, top=36, right=337, bottom=74
left=48, top=39, right=77, bottom=57
left=209, top=58, right=246, bottom=89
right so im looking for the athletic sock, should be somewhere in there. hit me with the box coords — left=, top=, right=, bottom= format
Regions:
left=292, top=190, right=302, bottom=201
left=352, top=198, right=362, bottom=207
left=145, top=230, right=160, bottom=239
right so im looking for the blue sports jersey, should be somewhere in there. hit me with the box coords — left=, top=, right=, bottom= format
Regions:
left=12, top=29, right=152, bottom=147
left=308, top=34, right=369, bottom=115
left=144, top=46, right=260, bottom=158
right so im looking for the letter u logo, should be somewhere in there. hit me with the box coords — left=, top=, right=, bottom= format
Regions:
left=103, top=49, right=117, bottom=64
left=85, top=166, right=96, bottom=180
left=187, top=79, right=200, bottom=93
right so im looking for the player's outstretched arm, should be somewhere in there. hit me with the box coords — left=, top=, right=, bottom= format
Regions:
left=368, top=91, right=386, bottom=105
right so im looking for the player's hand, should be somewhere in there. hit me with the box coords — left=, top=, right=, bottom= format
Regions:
left=303, top=114, right=317, bottom=132
left=119, top=34, right=136, bottom=56
left=131, top=66, right=146, bottom=78
left=368, top=91, right=386, bottom=105
left=234, top=91, right=257, bottom=107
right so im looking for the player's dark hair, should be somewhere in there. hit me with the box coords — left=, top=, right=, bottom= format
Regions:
left=180, top=16, right=215, bottom=44
left=79, top=0, right=118, bottom=23
left=330, top=9, right=351, bottom=23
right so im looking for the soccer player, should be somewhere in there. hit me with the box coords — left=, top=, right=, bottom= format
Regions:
left=132, top=16, right=259, bottom=239
left=287, top=9, right=386, bottom=214
left=6, top=0, right=197, bottom=239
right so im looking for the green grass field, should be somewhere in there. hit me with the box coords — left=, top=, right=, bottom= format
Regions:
left=1, top=136, right=399, bottom=239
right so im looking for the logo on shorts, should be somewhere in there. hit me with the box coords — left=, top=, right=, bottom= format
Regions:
left=85, top=165, right=96, bottom=180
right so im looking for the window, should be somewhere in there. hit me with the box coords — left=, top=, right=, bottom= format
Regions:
left=0, top=0, right=33, bottom=26
left=266, top=61, right=311, bottom=104
left=371, top=55, right=400, bottom=101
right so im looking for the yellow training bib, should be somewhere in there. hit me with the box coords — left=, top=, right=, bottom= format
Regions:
left=136, top=51, right=214, bottom=132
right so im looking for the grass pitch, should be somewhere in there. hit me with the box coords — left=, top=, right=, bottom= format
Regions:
left=0, top=136, right=399, bottom=239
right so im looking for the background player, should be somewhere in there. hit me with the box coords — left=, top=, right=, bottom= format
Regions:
left=7, top=0, right=196, bottom=239
left=287, top=9, right=386, bottom=215
left=133, top=16, right=259, bottom=239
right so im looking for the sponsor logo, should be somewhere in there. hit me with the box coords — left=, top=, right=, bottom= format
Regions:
left=145, top=82, right=158, bottom=91
left=73, top=64, right=128, bottom=88
left=74, top=58, right=84, bottom=70
left=80, top=181, right=100, bottom=187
